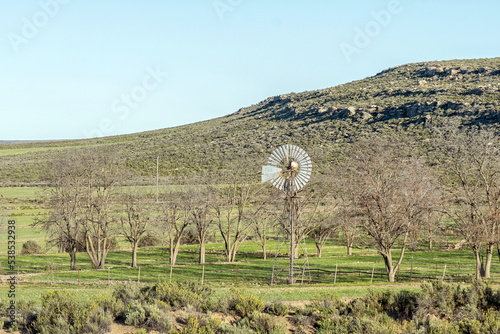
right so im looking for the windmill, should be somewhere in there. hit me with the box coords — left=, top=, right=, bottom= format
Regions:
left=261, top=144, right=312, bottom=284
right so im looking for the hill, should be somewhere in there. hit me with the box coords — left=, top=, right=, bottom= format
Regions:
left=1, top=57, right=500, bottom=186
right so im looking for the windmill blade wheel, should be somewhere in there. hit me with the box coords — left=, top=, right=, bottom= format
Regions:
left=261, top=144, right=312, bottom=192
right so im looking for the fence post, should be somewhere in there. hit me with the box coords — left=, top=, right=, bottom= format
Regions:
left=458, top=261, right=461, bottom=280
left=78, top=268, right=80, bottom=285
left=235, top=264, right=239, bottom=285
left=108, top=267, right=110, bottom=284
left=410, top=256, right=413, bottom=282
left=442, top=264, right=446, bottom=280
left=371, top=264, right=375, bottom=284
left=334, top=264, right=338, bottom=284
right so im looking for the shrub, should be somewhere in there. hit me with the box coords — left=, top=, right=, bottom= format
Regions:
left=138, top=234, right=162, bottom=248
left=290, top=313, right=316, bottom=328
left=243, top=311, right=287, bottom=334
left=32, top=290, right=112, bottom=334
left=416, top=281, right=456, bottom=319
left=44, top=263, right=59, bottom=271
left=142, top=302, right=174, bottom=333
left=265, top=302, right=289, bottom=316
left=216, top=323, right=255, bottom=334
left=124, top=300, right=174, bottom=333
left=112, top=282, right=143, bottom=310
left=21, top=240, right=42, bottom=255
left=392, top=289, right=418, bottom=320
left=228, top=289, right=265, bottom=318
left=124, top=300, right=146, bottom=327
left=173, top=317, right=218, bottom=334
left=482, top=308, right=500, bottom=333
left=317, top=314, right=397, bottom=334
left=92, top=292, right=125, bottom=319
left=153, top=282, right=210, bottom=310
left=310, top=293, right=347, bottom=317
left=457, top=318, right=482, bottom=334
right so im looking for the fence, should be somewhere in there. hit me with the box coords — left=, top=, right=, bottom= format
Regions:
left=13, top=260, right=494, bottom=286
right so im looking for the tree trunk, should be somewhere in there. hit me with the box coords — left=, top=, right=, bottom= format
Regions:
left=429, top=238, right=433, bottom=250
left=131, top=241, right=138, bottom=268
left=474, top=248, right=482, bottom=280
left=262, top=241, right=267, bottom=260
left=382, top=251, right=395, bottom=283
left=199, top=241, right=206, bottom=264
left=347, top=245, right=353, bottom=256
left=293, top=243, right=300, bottom=259
left=485, top=244, right=493, bottom=278
left=316, top=243, right=322, bottom=258
left=229, top=243, right=238, bottom=262
left=169, top=233, right=184, bottom=266
left=70, top=248, right=77, bottom=270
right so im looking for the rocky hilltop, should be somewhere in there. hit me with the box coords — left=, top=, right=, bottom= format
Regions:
left=1, top=58, right=499, bottom=185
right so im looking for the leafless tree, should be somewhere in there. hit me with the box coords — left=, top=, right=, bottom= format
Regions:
left=303, top=190, right=336, bottom=258
left=213, top=174, right=259, bottom=262
left=36, top=152, right=86, bottom=270
left=159, top=190, right=191, bottom=266
left=38, top=149, right=124, bottom=270
left=308, top=210, right=336, bottom=258
left=250, top=191, right=280, bottom=260
left=440, top=129, right=500, bottom=279
left=337, top=200, right=360, bottom=256
left=345, top=139, right=440, bottom=282
left=80, top=150, right=124, bottom=269
left=119, top=191, right=152, bottom=268
left=190, top=186, right=215, bottom=264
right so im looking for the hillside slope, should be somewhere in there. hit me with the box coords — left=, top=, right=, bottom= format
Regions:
left=1, top=57, right=499, bottom=185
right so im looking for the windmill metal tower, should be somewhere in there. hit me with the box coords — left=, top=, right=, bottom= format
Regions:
left=262, top=144, right=312, bottom=285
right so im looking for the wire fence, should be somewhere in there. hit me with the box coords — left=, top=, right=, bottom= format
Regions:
left=15, top=260, right=495, bottom=287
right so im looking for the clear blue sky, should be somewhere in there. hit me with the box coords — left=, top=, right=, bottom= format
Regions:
left=1, top=0, right=499, bottom=140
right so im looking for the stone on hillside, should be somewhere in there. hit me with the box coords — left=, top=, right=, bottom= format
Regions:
left=361, top=111, right=373, bottom=120
left=478, top=67, right=491, bottom=73
left=347, top=106, right=356, bottom=116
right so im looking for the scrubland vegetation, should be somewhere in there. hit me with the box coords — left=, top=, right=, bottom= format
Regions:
left=1, top=57, right=500, bottom=332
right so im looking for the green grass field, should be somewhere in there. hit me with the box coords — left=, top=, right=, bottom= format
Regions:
left=1, top=186, right=498, bottom=305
